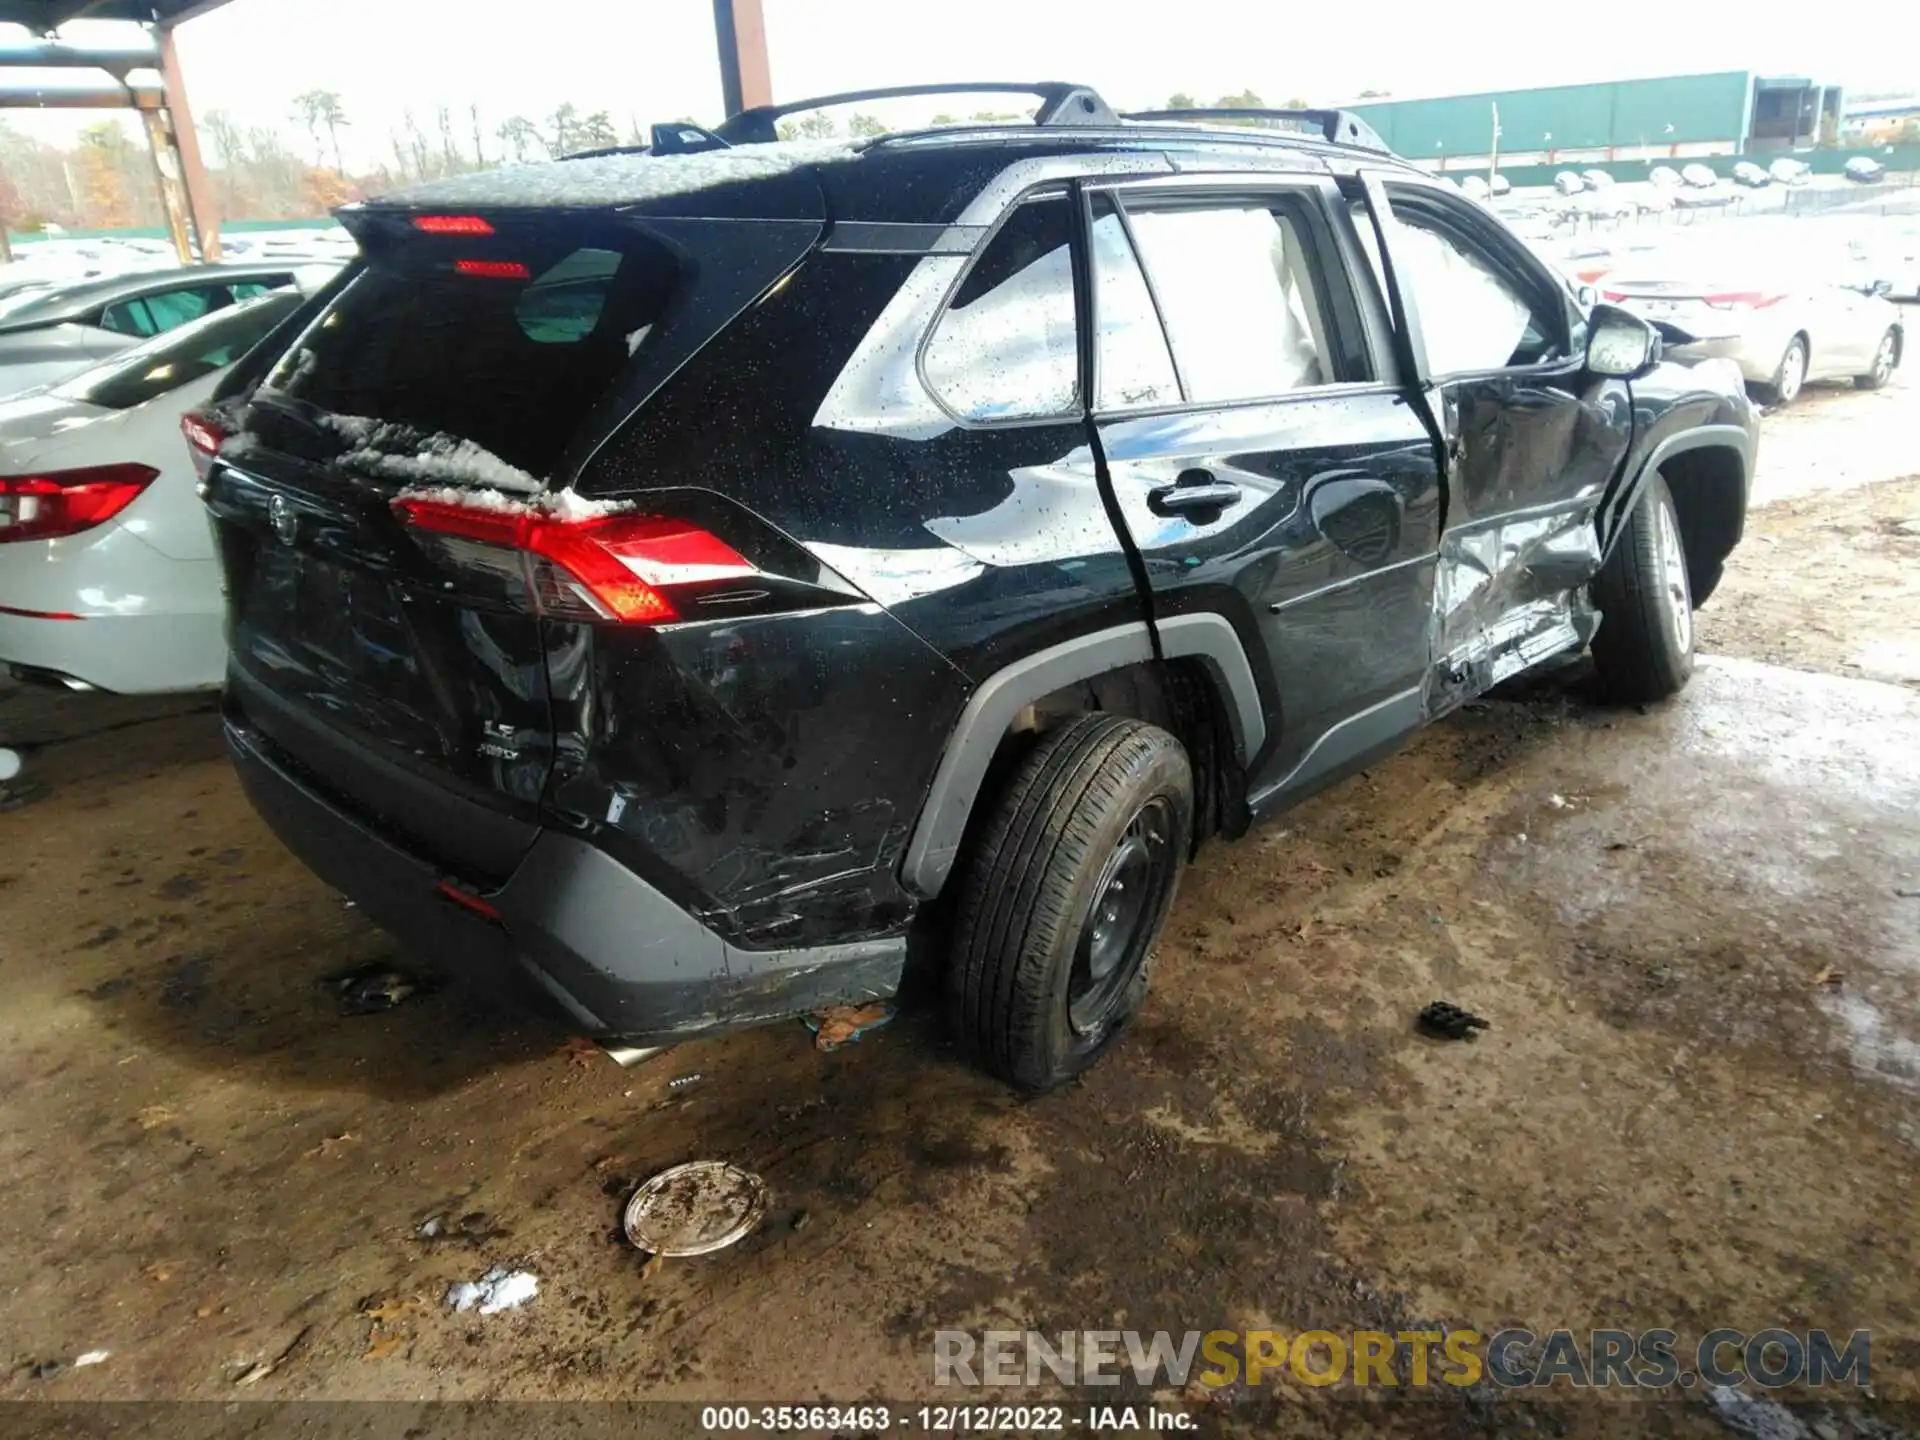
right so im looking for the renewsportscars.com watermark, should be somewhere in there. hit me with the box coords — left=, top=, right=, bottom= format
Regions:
left=934, top=1328, right=1871, bottom=1391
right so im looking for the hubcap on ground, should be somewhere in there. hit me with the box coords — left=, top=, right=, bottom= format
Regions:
left=1655, top=493, right=1692, bottom=655
left=1778, top=341, right=1806, bottom=403
left=1069, top=797, right=1175, bottom=1037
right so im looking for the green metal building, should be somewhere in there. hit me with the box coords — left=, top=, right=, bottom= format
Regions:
left=1351, top=72, right=1842, bottom=172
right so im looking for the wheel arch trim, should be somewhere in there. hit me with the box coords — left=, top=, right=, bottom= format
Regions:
left=900, top=616, right=1264, bottom=898
left=1601, top=422, right=1754, bottom=564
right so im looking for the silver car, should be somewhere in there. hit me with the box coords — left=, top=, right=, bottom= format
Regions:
left=1601, top=238, right=1904, bottom=405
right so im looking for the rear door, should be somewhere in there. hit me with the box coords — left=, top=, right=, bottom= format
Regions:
left=1083, top=175, right=1444, bottom=802
left=1352, top=175, right=1630, bottom=712
left=203, top=216, right=689, bottom=883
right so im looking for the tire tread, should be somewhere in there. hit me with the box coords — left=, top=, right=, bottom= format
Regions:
left=948, top=714, right=1190, bottom=1089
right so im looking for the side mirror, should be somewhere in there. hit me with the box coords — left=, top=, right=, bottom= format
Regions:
left=1870, top=278, right=1894, bottom=298
left=1586, top=302, right=1661, bottom=379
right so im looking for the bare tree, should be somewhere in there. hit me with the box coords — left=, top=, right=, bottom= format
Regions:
left=578, top=110, right=619, bottom=151
left=437, top=105, right=462, bottom=173
left=292, top=90, right=347, bottom=171
left=470, top=103, right=487, bottom=169
left=777, top=113, right=836, bottom=139
left=401, top=110, right=433, bottom=180
left=496, top=115, right=543, bottom=164
left=546, top=102, right=581, bottom=156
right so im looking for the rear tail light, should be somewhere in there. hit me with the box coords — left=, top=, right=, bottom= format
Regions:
left=1703, top=292, right=1786, bottom=310
left=1600, top=289, right=1626, bottom=302
left=181, top=409, right=228, bottom=482
left=392, top=496, right=754, bottom=624
left=0, top=463, right=159, bottom=544
left=436, top=878, right=503, bottom=920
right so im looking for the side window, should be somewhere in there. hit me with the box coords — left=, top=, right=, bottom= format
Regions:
left=99, top=297, right=157, bottom=337
left=1355, top=194, right=1566, bottom=374
left=516, top=248, right=623, bottom=344
left=923, top=196, right=1078, bottom=422
left=229, top=282, right=273, bottom=302
left=1089, top=195, right=1180, bottom=411
left=1123, top=199, right=1347, bottom=404
left=139, top=285, right=220, bottom=334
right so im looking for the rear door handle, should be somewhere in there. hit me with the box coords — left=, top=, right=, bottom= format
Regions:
left=1147, top=469, right=1243, bottom=519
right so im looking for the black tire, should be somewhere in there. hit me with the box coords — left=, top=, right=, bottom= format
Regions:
left=1590, top=471, right=1695, bottom=704
left=1856, top=328, right=1898, bottom=390
left=1751, top=333, right=1807, bottom=406
left=948, top=714, right=1192, bottom=1092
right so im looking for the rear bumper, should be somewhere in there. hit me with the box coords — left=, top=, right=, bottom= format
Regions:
left=227, top=711, right=905, bottom=1045
left=1661, top=333, right=1791, bottom=386
left=0, top=609, right=224, bottom=694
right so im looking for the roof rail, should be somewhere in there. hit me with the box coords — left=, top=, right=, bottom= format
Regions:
left=715, top=82, right=1120, bottom=145
left=560, top=144, right=650, bottom=162
left=1120, top=106, right=1391, bottom=154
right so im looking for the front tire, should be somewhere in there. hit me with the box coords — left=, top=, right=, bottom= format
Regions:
left=948, top=714, right=1192, bottom=1092
left=1591, top=472, right=1695, bottom=704
left=1856, top=328, right=1898, bottom=390
left=1752, top=334, right=1807, bottom=406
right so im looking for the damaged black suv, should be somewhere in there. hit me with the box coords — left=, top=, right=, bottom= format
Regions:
left=198, top=83, right=1756, bottom=1091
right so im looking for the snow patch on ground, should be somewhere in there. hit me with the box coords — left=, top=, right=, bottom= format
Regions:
left=386, top=139, right=854, bottom=210
left=445, top=1268, right=539, bottom=1315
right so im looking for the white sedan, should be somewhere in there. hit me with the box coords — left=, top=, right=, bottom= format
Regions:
left=0, top=288, right=308, bottom=693
left=1600, top=244, right=1904, bottom=405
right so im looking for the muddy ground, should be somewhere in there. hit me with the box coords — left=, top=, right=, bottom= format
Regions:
left=2, top=371, right=1917, bottom=1436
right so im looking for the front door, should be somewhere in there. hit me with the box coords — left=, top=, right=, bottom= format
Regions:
left=1081, top=177, right=1444, bottom=804
left=1353, top=177, right=1632, bottom=714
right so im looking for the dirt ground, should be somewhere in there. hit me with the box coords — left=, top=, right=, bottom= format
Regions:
left=2, top=369, right=1917, bottom=1436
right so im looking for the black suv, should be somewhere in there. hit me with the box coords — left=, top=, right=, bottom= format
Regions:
left=198, top=84, right=1756, bottom=1091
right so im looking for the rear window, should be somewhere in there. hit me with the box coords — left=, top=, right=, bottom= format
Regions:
left=60, top=291, right=300, bottom=411
left=257, top=222, right=677, bottom=478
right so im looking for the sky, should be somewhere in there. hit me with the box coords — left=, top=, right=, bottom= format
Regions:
left=2, top=0, right=1917, bottom=167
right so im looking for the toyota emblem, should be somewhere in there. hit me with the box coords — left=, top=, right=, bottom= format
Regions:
left=269, top=494, right=297, bottom=545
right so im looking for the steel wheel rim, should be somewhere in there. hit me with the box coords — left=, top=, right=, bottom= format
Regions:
left=1778, top=341, right=1806, bottom=403
left=1872, top=333, right=1895, bottom=386
left=1068, top=797, right=1175, bottom=1037
left=1655, top=493, right=1692, bottom=654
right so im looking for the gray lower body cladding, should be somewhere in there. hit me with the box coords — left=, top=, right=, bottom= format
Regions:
left=226, top=716, right=904, bottom=1044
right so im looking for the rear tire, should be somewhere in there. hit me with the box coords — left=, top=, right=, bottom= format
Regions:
left=1591, top=472, right=1695, bottom=704
left=1751, top=334, right=1807, bottom=406
left=948, top=714, right=1192, bottom=1093
left=1856, top=328, right=1897, bottom=390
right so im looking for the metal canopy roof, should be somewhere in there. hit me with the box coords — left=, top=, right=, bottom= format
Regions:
left=0, top=2, right=232, bottom=30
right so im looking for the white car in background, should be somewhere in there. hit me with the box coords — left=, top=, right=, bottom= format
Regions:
left=1601, top=237, right=1904, bottom=405
left=0, top=262, right=320, bottom=400
left=0, top=286, right=314, bottom=693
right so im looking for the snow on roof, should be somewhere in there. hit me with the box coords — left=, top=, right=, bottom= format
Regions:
left=380, top=139, right=858, bottom=211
